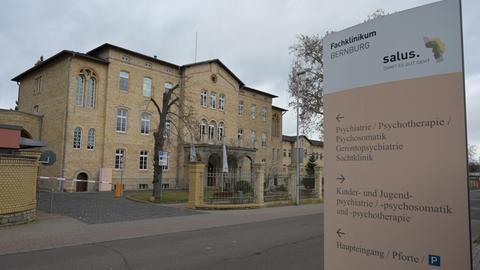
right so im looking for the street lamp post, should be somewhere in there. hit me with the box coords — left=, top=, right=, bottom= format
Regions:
left=295, top=70, right=309, bottom=206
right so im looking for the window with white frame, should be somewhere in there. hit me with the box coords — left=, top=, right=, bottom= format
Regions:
left=140, top=112, right=151, bottom=134
left=115, top=149, right=125, bottom=169
left=33, top=105, right=39, bottom=113
left=210, top=92, right=217, bottom=109
left=261, top=107, right=267, bottom=122
left=119, top=71, right=129, bottom=91
left=116, top=108, right=128, bottom=132
left=87, top=128, right=95, bottom=150
left=250, top=130, right=256, bottom=145
left=208, top=121, right=216, bottom=142
left=219, top=94, right=225, bottom=111
left=73, top=127, right=82, bottom=149
left=76, top=69, right=96, bottom=108
left=238, top=101, right=244, bottom=116
left=200, top=90, right=208, bottom=107
left=261, top=133, right=267, bottom=147
left=143, top=77, right=152, bottom=97
left=218, top=122, right=224, bottom=141
left=76, top=75, right=85, bottom=106
left=251, top=105, right=256, bottom=119
left=139, top=150, right=148, bottom=170
left=200, top=119, right=207, bottom=141
left=86, top=78, right=96, bottom=108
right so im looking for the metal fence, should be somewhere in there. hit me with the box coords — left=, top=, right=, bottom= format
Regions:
left=470, top=177, right=480, bottom=190
left=203, top=167, right=256, bottom=204
left=264, top=174, right=289, bottom=202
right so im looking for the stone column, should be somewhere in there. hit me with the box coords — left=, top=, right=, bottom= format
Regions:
left=188, top=162, right=206, bottom=209
left=253, top=163, right=265, bottom=204
left=288, top=164, right=297, bottom=202
left=314, top=165, right=324, bottom=200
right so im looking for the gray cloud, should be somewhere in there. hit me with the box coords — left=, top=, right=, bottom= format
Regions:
left=1, top=0, right=479, bottom=146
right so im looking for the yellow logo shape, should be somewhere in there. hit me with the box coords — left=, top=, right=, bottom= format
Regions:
left=424, top=37, right=446, bottom=63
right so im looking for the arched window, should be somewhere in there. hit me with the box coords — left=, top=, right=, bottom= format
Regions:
left=76, top=75, right=85, bottom=106
left=73, top=127, right=82, bottom=149
left=87, top=128, right=95, bottom=150
left=76, top=69, right=97, bottom=108
left=200, top=119, right=207, bottom=141
left=208, top=120, right=216, bottom=143
left=86, top=78, right=96, bottom=108
left=218, top=122, right=225, bottom=141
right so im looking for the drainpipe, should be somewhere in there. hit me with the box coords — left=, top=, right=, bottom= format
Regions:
left=61, top=55, right=73, bottom=178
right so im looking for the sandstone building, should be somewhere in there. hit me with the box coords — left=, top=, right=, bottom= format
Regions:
left=12, top=43, right=287, bottom=191
left=282, top=135, right=324, bottom=174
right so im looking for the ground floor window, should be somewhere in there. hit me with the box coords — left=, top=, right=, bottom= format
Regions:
left=139, top=150, right=148, bottom=170
left=115, top=149, right=125, bottom=169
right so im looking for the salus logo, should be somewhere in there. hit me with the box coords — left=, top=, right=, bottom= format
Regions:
left=424, top=37, right=446, bottom=62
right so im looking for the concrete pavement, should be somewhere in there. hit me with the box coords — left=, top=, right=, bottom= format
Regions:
left=0, top=203, right=323, bottom=256
left=0, top=214, right=324, bottom=270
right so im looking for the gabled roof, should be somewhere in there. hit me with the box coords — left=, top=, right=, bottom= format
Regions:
left=181, top=59, right=245, bottom=86
left=182, top=59, right=278, bottom=98
left=12, top=50, right=108, bottom=81
left=12, top=43, right=278, bottom=99
left=242, top=86, right=278, bottom=98
left=87, top=43, right=179, bottom=69
left=272, top=105, right=288, bottom=112
left=282, top=135, right=324, bottom=147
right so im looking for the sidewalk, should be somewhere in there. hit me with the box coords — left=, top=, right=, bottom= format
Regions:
left=0, top=204, right=323, bottom=255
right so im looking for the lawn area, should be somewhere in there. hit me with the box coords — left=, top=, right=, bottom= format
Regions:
left=129, top=190, right=189, bottom=204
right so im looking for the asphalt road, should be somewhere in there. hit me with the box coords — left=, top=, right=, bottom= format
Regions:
left=0, top=214, right=324, bottom=270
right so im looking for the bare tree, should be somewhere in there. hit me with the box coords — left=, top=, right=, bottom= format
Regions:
left=288, top=10, right=387, bottom=138
left=468, top=144, right=478, bottom=171
left=469, top=144, right=477, bottom=162
left=148, top=79, right=197, bottom=202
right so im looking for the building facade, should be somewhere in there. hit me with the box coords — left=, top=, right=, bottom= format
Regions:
left=12, top=43, right=286, bottom=191
left=281, top=135, right=324, bottom=175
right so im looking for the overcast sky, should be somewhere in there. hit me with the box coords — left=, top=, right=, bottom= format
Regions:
left=1, top=0, right=479, bottom=149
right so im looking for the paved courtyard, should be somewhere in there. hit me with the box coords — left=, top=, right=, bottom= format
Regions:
left=36, top=191, right=200, bottom=224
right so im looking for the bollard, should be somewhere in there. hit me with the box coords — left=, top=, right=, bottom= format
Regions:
left=114, top=183, right=123, bottom=198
